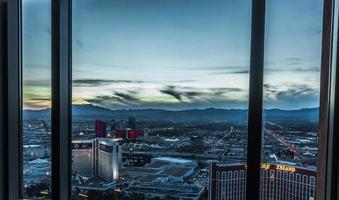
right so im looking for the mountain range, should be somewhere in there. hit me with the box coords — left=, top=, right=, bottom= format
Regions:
left=23, top=104, right=319, bottom=122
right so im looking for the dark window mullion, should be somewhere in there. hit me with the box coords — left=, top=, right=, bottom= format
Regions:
left=325, top=0, right=339, bottom=198
left=51, top=0, right=72, bottom=199
left=317, top=0, right=338, bottom=199
left=246, top=0, right=266, bottom=200
left=6, top=0, right=22, bottom=199
left=0, top=0, right=6, bottom=199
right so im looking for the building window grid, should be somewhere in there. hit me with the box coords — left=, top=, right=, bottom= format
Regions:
left=310, top=176, right=316, bottom=198
left=218, top=172, right=221, bottom=200
left=302, top=175, right=308, bottom=200
left=264, top=170, right=268, bottom=200
left=262, top=171, right=265, bottom=199
left=269, top=170, right=275, bottom=200
left=289, top=173, right=295, bottom=200
left=296, top=174, right=301, bottom=200
left=212, top=167, right=317, bottom=200
left=229, top=172, right=232, bottom=200
left=223, top=172, right=225, bottom=200
left=234, top=171, right=239, bottom=200
left=277, top=171, right=281, bottom=200
left=283, top=171, right=288, bottom=200
left=240, top=170, right=245, bottom=200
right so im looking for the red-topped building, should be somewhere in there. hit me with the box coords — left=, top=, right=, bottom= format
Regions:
left=95, top=120, right=107, bottom=138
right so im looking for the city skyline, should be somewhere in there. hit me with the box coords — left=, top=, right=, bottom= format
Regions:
left=23, top=0, right=322, bottom=110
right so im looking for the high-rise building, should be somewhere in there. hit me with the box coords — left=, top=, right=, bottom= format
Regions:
left=115, top=129, right=144, bottom=139
left=116, top=120, right=126, bottom=131
left=95, top=120, right=107, bottom=138
left=128, top=116, right=136, bottom=130
left=110, top=119, right=116, bottom=131
left=209, top=162, right=247, bottom=200
left=260, top=163, right=316, bottom=200
left=72, top=140, right=95, bottom=177
left=72, top=138, right=121, bottom=182
left=209, top=162, right=316, bottom=200
left=97, top=138, right=121, bottom=181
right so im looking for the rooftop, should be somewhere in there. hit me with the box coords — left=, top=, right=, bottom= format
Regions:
left=153, top=157, right=194, bottom=164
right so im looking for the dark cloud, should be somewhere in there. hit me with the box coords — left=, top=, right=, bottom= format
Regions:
left=231, top=70, right=249, bottom=74
left=293, top=67, right=320, bottom=72
left=265, top=67, right=320, bottom=73
left=75, top=39, right=88, bottom=52
left=86, top=95, right=125, bottom=106
left=265, top=57, right=320, bottom=72
left=264, top=84, right=319, bottom=109
left=85, top=91, right=141, bottom=107
left=211, top=87, right=244, bottom=96
left=30, top=98, right=51, bottom=101
left=73, top=79, right=143, bottom=87
left=205, top=66, right=248, bottom=71
left=284, top=57, right=303, bottom=62
left=180, top=66, right=250, bottom=75
left=210, top=70, right=249, bottom=75
left=275, top=86, right=317, bottom=101
left=160, top=86, right=246, bottom=102
left=160, top=86, right=183, bottom=101
left=24, top=79, right=51, bottom=87
left=114, top=92, right=139, bottom=102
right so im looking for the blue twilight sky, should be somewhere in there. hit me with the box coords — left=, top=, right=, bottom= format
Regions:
left=23, top=0, right=323, bottom=110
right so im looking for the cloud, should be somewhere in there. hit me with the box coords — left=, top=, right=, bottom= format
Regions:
left=160, top=85, right=247, bottom=102
left=75, top=39, right=88, bottom=53
left=284, top=57, right=303, bottom=62
left=30, top=98, right=51, bottom=101
left=73, top=79, right=143, bottom=87
left=265, top=67, right=320, bottom=73
left=24, top=79, right=51, bottom=87
left=264, top=84, right=319, bottom=109
left=160, top=86, right=183, bottom=101
left=114, top=92, right=139, bottom=102
left=85, top=91, right=141, bottom=108
left=86, top=95, right=125, bottom=106
left=265, top=57, right=320, bottom=72
left=179, top=65, right=250, bottom=75
left=23, top=102, right=50, bottom=110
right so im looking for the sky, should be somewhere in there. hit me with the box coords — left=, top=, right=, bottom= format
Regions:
left=23, top=0, right=323, bottom=110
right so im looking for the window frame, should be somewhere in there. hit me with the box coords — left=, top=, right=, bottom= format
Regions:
left=0, top=0, right=6, bottom=199
left=322, top=0, right=339, bottom=199
left=51, top=0, right=72, bottom=199
left=1, top=0, right=338, bottom=199
left=6, top=0, right=22, bottom=199
left=246, top=0, right=265, bottom=198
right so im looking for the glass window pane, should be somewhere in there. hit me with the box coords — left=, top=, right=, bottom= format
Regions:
left=72, top=0, right=251, bottom=199
left=261, top=1, right=323, bottom=199
left=22, top=0, right=52, bottom=198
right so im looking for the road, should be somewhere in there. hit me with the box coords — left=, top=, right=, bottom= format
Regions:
left=266, top=121, right=301, bottom=160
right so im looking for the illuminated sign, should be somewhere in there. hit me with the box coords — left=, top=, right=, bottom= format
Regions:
left=261, top=163, right=270, bottom=170
left=276, top=164, right=296, bottom=173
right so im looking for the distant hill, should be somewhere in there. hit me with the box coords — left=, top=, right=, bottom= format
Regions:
left=23, top=104, right=319, bottom=122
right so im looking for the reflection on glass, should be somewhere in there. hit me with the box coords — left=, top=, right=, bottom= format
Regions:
left=22, top=0, right=52, bottom=198
left=72, top=0, right=251, bottom=199
left=261, top=0, right=322, bottom=199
